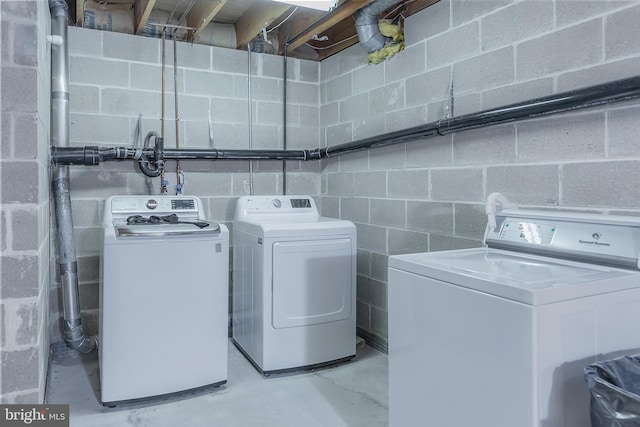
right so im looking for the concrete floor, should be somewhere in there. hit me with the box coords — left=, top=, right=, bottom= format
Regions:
left=45, top=340, right=388, bottom=427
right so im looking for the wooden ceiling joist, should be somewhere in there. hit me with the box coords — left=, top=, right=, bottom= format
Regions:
left=187, top=0, right=228, bottom=41
left=134, top=0, right=156, bottom=35
left=235, top=2, right=293, bottom=49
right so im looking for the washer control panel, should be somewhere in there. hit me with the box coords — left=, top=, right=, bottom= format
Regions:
left=110, top=196, right=200, bottom=216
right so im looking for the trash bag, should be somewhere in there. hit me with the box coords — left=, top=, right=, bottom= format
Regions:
left=584, top=354, right=640, bottom=427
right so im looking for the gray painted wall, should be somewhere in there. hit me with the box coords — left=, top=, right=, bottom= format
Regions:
left=319, top=0, right=640, bottom=350
left=1, top=0, right=51, bottom=404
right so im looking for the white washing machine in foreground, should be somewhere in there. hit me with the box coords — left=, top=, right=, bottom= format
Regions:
left=389, top=199, right=640, bottom=427
left=232, top=195, right=356, bottom=375
left=100, top=195, right=229, bottom=406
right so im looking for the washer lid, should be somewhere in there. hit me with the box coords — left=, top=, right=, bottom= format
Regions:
left=234, top=216, right=356, bottom=237
left=388, top=248, right=640, bottom=305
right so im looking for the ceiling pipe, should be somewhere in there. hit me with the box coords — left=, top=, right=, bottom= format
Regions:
left=49, top=0, right=97, bottom=354
left=355, top=0, right=404, bottom=53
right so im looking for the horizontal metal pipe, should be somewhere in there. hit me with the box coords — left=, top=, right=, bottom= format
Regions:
left=49, top=75, right=640, bottom=166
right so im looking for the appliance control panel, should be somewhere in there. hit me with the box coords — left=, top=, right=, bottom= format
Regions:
left=485, top=209, right=640, bottom=270
left=109, top=196, right=201, bottom=216
left=235, top=195, right=318, bottom=220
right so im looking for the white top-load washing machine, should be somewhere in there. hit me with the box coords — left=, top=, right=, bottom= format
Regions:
left=232, top=195, right=357, bottom=375
left=100, top=195, right=229, bottom=406
left=388, top=194, right=640, bottom=427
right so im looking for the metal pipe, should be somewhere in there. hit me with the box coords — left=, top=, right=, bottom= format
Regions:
left=282, top=48, right=288, bottom=196
left=247, top=44, right=254, bottom=195
left=49, top=0, right=97, bottom=354
left=355, top=0, right=404, bottom=53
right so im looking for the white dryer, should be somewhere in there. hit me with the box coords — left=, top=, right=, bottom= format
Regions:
left=389, top=198, right=640, bottom=427
left=100, top=195, right=229, bottom=406
left=232, top=195, right=356, bottom=375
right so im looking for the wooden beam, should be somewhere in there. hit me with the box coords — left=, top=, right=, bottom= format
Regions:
left=134, top=0, right=156, bottom=35
left=235, top=2, right=293, bottom=49
left=76, top=0, right=84, bottom=26
left=405, top=0, right=441, bottom=16
left=286, top=0, right=368, bottom=52
left=187, top=0, right=228, bottom=41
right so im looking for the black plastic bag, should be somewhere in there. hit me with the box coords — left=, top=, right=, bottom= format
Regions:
left=584, top=355, right=640, bottom=427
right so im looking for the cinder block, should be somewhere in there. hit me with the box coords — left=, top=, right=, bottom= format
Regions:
left=369, top=81, right=405, bottom=116
left=167, top=41, right=211, bottom=70
left=13, top=113, right=38, bottom=159
left=320, top=196, right=339, bottom=218
left=370, top=199, right=405, bottom=228
left=1, top=348, right=39, bottom=394
left=452, top=0, right=511, bottom=27
left=431, top=168, right=484, bottom=202
left=13, top=23, right=37, bottom=66
left=286, top=126, right=320, bottom=150
left=517, top=113, right=605, bottom=162
left=353, top=63, right=385, bottom=95
left=357, top=250, right=371, bottom=276
left=454, top=47, right=514, bottom=94
left=286, top=81, right=319, bottom=106
left=360, top=278, right=388, bottom=311
left=210, top=98, right=249, bottom=124
left=321, top=102, right=339, bottom=127
left=454, top=203, right=487, bottom=240
left=299, top=59, right=319, bottom=83
left=68, top=27, right=101, bottom=56
left=129, top=63, right=178, bottom=92
left=340, top=92, right=369, bottom=122
left=609, top=106, right=640, bottom=157
left=452, top=93, right=481, bottom=116
left=516, top=20, right=602, bottom=80
left=1, top=161, right=38, bottom=203
left=68, top=169, right=128, bottom=198
left=339, top=151, right=369, bottom=172
left=299, top=105, right=319, bottom=128
left=427, top=22, right=479, bottom=70
left=385, top=105, right=429, bottom=133
left=407, top=201, right=454, bottom=233
left=1, top=210, right=6, bottom=252
left=327, top=172, right=355, bottom=196
left=70, top=56, right=130, bottom=87
left=73, top=227, right=102, bottom=254
left=562, top=161, right=640, bottom=208
left=386, top=43, right=426, bottom=83
left=69, top=85, right=99, bottom=114
left=406, top=66, right=451, bottom=107
left=486, top=164, right=560, bottom=205
left=453, top=125, right=516, bottom=166
left=100, top=88, right=160, bottom=117
left=430, top=234, right=481, bottom=252
left=103, top=31, right=159, bottom=63
left=405, top=0, right=450, bottom=46
left=320, top=51, right=340, bottom=82
left=606, top=4, right=640, bottom=59
left=388, top=170, right=429, bottom=199
left=325, top=122, right=353, bottom=146
left=388, top=228, right=428, bottom=255
left=557, top=0, right=632, bottom=27
left=353, top=116, right=386, bottom=141
left=354, top=171, right=386, bottom=197
left=2, top=67, right=37, bottom=113
left=370, top=252, right=388, bottom=282
left=369, top=144, right=406, bottom=170
left=370, top=306, right=388, bottom=339
left=259, top=53, right=284, bottom=78
left=184, top=70, right=234, bottom=97
left=78, top=282, right=99, bottom=310
left=406, top=135, right=453, bottom=168
left=356, top=223, right=387, bottom=253
left=285, top=173, right=320, bottom=195
left=1, top=256, right=39, bottom=298
left=183, top=172, right=233, bottom=197
left=356, top=300, right=370, bottom=330
left=208, top=197, right=237, bottom=222
left=482, top=78, right=554, bottom=111
left=325, top=74, right=351, bottom=103
left=11, top=208, right=37, bottom=251
left=70, top=199, right=100, bottom=228
left=337, top=44, right=367, bottom=76
left=481, top=1, right=553, bottom=51
left=557, top=57, right=640, bottom=92
left=257, top=101, right=283, bottom=126
left=77, top=255, right=100, bottom=283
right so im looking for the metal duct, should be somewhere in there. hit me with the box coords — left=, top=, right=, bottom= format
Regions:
left=355, top=0, right=403, bottom=53
left=49, top=0, right=97, bottom=353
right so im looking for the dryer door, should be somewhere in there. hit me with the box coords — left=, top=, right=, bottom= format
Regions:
left=272, top=238, right=353, bottom=329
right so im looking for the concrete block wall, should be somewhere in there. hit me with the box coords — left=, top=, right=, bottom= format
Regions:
left=48, top=27, right=322, bottom=343
left=320, top=0, right=640, bottom=350
left=0, top=0, right=51, bottom=403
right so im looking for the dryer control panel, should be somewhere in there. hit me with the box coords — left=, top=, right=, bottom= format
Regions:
left=235, top=195, right=318, bottom=221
